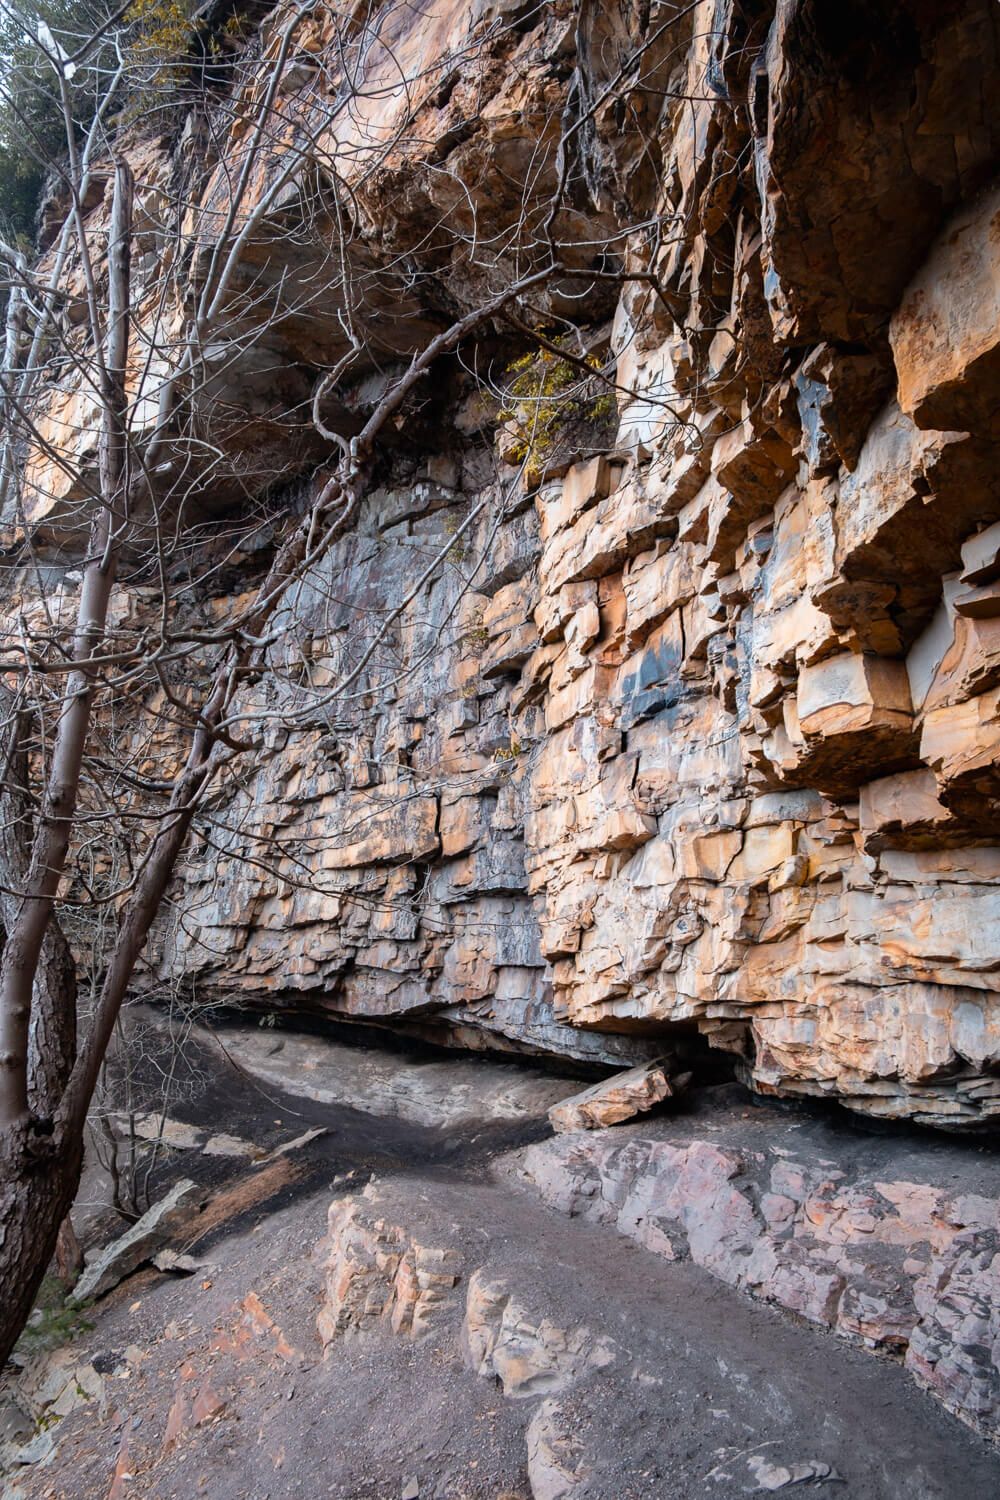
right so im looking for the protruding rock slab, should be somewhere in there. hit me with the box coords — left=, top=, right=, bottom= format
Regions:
left=204, top=1023, right=581, bottom=1130
left=317, top=1186, right=462, bottom=1345
left=547, top=1059, right=684, bottom=1134
left=462, top=1270, right=613, bottom=1399
left=891, top=184, right=1000, bottom=437
left=74, top=1178, right=205, bottom=1302
left=526, top=1399, right=591, bottom=1500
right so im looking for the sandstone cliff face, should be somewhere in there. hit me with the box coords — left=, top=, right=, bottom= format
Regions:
left=18, top=0, right=1000, bottom=1125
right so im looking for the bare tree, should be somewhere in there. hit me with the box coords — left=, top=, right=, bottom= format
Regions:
left=0, top=0, right=702, bottom=1360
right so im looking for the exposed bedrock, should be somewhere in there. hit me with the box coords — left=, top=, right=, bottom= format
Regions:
left=313, top=1085, right=1000, bottom=1449
left=17, top=0, right=1000, bottom=1124
left=509, top=1103, right=1000, bottom=1446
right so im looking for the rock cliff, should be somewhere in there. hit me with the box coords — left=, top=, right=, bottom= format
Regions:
left=14, top=0, right=1000, bottom=1126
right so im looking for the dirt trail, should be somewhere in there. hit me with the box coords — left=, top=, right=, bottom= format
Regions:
left=4, top=1023, right=1000, bottom=1499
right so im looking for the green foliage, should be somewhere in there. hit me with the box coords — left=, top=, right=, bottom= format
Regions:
left=499, top=342, right=616, bottom=472
left=0, top=0, right=199, bottom=245
left=18, top=1275, right=94, bottom=1353
left=462, top=606, right=488, bottom=648
left=493, top=737, right=521, bottom=762
left=441, top=509, right=469, bottom=564
left=128, top=0, right=196, bottom=74
left=221, top=10, right=254, bottom=45
left=117, top=0, right=201, bottom=124
left=0, top=0, right=110, bottom=240
left=0, top=147, right=41, bottom=248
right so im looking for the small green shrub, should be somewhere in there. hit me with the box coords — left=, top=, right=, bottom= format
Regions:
left=463, top=608, right=489, bottom=648
left=499, top=343, right=616, bottom=472
left=18, top=1276, right=94, bottom=1354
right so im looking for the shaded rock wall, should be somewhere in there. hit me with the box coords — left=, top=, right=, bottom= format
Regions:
left=15, top=1, right=1000, bottom=1124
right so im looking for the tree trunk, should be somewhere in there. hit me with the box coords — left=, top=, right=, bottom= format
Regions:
left=0, top=160, right=133, bottom=1364
left=0, top=1122, right=82, bottom=1365
left=0, top=161, right=131, bottom=1131
left=54, top=1212, right=84, bottom=1287
left=0, top=690, right=78, bottom=1118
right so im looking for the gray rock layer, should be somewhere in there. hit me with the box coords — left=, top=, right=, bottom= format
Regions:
left=512, top=1124, right=1000, bottom=1444
left=17, top=0, right=1000, bottom=1126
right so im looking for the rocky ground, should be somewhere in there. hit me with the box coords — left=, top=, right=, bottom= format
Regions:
left=2, top=1022, right=1000, bottom=1500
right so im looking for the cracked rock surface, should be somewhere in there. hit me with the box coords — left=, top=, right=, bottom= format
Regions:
left=510, top=1082, right=1000, bottom=1443
left=6, top=1034, right=999, bottom=1499
left=16, top=0, right=1000, bottom=1125
left=146, top=0, right=999, bottom=1126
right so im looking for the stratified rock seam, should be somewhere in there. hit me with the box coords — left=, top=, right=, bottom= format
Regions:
left=16, top=0, right=1000, bottom=1127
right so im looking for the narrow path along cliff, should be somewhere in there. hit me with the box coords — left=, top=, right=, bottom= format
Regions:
left=3, top=1022, right=999, bottom=1500
left=4, top=1, right=1000, bottom=1491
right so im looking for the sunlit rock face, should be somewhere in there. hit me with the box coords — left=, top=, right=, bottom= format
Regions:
left=18, top=0, right=1000, bottom=1123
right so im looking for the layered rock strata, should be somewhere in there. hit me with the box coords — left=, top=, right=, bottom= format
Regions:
left=318, top=1190, right=463, bottom=1345
left=13, top=0, right=1000, bottom=1124
left=512, top=1112, right=1000, bottom=1444
left=163, top=0, right=1000, bottom=1126
left=321, top=1118, right=1000, bottom=1450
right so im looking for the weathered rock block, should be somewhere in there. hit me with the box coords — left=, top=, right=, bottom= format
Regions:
left=892, top=186, right=1000, bottom=437
left=547, top=1059, right=682, bottom=1134
left=318, top=1188, right=462, bottom=1345
left=514, top=1112, right=1000, bottom=1442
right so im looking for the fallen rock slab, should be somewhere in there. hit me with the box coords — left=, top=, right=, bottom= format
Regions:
left=110, top=1112, right=263, bottom=1160
left=151, top=1249, right=214, bottom=1276
left=74, top=1178, right=205, bottom=1302
left=116, top=1113, right=204, bottom=1150
left=547, top=1060, right=686, bottom=1133
left=201, top=1132, right=261, bottom=1159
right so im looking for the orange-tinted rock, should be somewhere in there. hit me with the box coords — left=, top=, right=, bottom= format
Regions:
left=11, top=0, right=1000, bottom=1127
left=547, top=1060, right=682, bottom=1134
left=317, top=1187, right=462, bottom=1346
left=892, top=185, right=1000, bottom=437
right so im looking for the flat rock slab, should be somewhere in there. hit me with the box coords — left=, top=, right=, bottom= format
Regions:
left=8, top=1068, right=1000, bottom=1500
left=208, top=1023, right=580, bottom=1128
left=74, top=1179, right=205, bottom=1302
left=547, top=1059, right=682, bottom=1133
